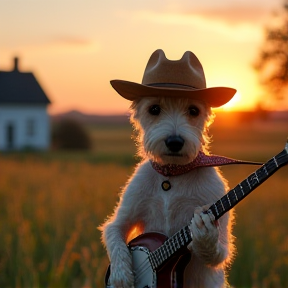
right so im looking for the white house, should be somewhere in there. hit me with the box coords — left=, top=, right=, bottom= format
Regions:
left=0, top=58, right=51, bottom=151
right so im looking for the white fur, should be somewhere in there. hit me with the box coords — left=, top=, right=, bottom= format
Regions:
left=100, top=97, right=235, bottom=288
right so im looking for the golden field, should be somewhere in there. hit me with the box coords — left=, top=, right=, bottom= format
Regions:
left=1, top=112, right=288, bottom=288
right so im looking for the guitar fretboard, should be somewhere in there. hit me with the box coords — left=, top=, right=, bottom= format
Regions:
left=148, top=226, right=191, bottom=270
left=209, top=147, right=288, bottom=220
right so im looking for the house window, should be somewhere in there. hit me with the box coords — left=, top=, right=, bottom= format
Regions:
left=26, top=119, right=36, bottom=137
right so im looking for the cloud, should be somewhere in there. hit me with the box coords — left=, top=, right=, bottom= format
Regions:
left=0, top=34, right=99, bottom=51
left=51, top=35, right=94, bottom=46
left=184, top=5, right=272, bottom=25
left=1, top=35, right=101, bottom=56
left=161, top=0, right=278, bottom=24
left=131, top=10, right=262, bottom=42
left=43, top=36, right=101, bottom=55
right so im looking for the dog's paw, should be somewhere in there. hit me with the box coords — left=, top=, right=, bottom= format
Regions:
left=189, top=206, right=220, bottom=265
left=110, top=246, right=134, bottom=288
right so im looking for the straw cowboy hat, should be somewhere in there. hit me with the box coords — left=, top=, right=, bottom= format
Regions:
left=110, top=49, right=236, bottom=107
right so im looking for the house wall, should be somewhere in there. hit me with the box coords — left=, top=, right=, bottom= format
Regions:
left=0, top=105, right=50, bottom=151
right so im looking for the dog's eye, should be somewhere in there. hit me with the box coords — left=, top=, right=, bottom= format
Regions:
left=148, top=105, right=161, bottom=116
left=188, top=105, right=200, bottom=117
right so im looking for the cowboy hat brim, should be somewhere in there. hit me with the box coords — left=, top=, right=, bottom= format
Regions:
left=111, top=80, right=237, bottom=108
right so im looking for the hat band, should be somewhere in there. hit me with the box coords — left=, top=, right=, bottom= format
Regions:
left=146, top=83, right=198, bottom=90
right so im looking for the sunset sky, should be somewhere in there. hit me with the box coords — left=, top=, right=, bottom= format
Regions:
left=0, top=0, right=285, bottom=115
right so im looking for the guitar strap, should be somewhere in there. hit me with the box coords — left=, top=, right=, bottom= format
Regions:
left=150, top=151, right=262, bottom=177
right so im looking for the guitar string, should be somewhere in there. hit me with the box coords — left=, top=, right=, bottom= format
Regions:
left=215, top=167, right=264, bottom=215
left=134, top=242, right=174, bottom=282
left=137, top=241, right=171, bottom=276
left=152, top=228, right=190, bottom=267
left=134, top=256, right=150, bottom=275
left=134, top=260, right=152, bottom=283
left=133, top=236, right=186, bottom=280
left=151, top=233, right=179, bottom=266
left=133, top=252, right=158, bottom=283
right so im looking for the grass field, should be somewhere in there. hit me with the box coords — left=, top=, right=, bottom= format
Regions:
left=1, top=113, right=288, bottom=288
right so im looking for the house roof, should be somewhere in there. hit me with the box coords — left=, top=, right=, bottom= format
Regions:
left=0, top=58, right=51, bottom=105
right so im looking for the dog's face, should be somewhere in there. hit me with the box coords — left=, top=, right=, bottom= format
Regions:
left=131, top=97, right=213, bottom=165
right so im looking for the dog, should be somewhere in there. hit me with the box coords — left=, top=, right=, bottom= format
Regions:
left=100, top=49, right=236, bottom=288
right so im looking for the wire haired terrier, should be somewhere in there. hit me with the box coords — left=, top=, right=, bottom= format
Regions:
left=100, top=49, right=237, bottom=288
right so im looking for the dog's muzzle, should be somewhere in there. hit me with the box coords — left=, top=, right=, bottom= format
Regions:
left=165, top=135, right=185, bottom=153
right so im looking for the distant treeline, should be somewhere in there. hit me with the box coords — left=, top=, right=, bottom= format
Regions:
left=50, top=109, right=288, bottom=126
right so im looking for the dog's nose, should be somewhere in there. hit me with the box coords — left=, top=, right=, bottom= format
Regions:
left=165, top=136, right=185, bottom=152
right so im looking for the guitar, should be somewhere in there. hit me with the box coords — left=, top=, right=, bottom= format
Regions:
left=105, top=140, right=288, bottom=288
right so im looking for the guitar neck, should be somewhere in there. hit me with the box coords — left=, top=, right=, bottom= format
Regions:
left=148, top=226, right=192, bottom=270
left=149, top=141, right=288, bottom=270
left=209, top=144, right=288, bottom=220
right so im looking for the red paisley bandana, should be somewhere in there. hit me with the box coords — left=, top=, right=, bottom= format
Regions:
left=151, top=151, right=262, bottom=177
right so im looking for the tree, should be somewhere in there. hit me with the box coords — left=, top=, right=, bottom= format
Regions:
left=254, top=0, right=288, bottom=101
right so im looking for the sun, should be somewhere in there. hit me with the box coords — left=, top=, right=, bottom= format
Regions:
left=220, top=91, right=242, bottom=111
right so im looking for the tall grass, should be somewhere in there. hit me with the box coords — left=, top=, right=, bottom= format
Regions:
left=1, top=116, right=288, bottom=287
left=0, top=158, right=131, bottom=288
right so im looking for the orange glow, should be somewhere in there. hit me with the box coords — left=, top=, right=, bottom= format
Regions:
left=221, top=92, right=242, bottom=111
left=126, top=225, right=144, bottom=243
left=0, top=2, right=283, bottom=115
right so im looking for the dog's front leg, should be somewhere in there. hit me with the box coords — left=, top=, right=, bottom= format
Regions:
left=188, top=206, right=228, bottom=267
left=104, top=221, right=134, bottom=288
left=102, top=193, right=138, bottom=288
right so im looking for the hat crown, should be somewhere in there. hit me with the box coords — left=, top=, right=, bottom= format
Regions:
left=142, top=49, right=206, bottom=89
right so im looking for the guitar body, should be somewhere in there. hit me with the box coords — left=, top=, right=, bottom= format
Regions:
left=105, top=232, right=191, bottom=288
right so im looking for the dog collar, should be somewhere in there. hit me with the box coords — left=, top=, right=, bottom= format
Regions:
left=150, top=151, right=262, bottom=177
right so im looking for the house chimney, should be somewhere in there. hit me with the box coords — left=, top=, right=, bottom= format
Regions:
left=13, top=57, right=19, bottom=71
